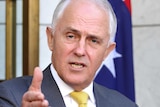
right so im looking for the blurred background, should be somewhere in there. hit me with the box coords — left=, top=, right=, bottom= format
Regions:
left=0, top=0, right=160, bottom=107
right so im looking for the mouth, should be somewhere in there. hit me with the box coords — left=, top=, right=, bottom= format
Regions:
left=70, top=62, right=86, bottom=69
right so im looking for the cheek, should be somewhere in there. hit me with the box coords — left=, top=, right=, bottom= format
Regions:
left=88, top=48, right=105, bottom=59
left=88, top=49, right=106, bottom=66
left=53, top=41, right=74, bottom=62
left=54, top=36, right=68, bottom=53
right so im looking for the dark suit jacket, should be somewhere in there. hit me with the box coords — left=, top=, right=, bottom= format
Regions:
left=0, top=65, right=138, bottom=107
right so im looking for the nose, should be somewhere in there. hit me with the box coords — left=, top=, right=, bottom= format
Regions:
left=74, top=39, right=86, bottom=57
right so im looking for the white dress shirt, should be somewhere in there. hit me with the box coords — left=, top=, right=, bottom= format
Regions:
left=50, top=64, right=96, bottom=107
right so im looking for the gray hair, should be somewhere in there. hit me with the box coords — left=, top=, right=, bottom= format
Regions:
left=51, top=0, right=117, bottom=42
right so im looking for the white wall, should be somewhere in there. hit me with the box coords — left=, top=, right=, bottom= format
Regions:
left=132, top=0, right=160, bottom=107
left=0, top=1, right=6, bottom=80
left=39, top=0, right=59, bottom=70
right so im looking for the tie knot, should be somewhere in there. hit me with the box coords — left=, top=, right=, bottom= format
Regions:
left=70, top=91, right=88, bottom=105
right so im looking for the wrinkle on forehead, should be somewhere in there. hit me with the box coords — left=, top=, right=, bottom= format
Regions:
left=56, top=0, right=110, bottom=40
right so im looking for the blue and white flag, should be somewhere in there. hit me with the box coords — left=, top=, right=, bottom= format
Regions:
left=94, top=0, right=135, bottom=102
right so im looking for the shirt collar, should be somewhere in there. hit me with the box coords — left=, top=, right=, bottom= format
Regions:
left=50, top=64, right=95, bottom=104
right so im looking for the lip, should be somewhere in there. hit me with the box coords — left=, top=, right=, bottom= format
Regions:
left=69, top=62, right=87, bottom=70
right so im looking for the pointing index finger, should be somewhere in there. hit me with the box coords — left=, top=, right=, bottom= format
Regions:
left=29, top=67, right=43, bottom=92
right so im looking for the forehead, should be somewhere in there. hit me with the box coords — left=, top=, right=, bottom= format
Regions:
left=65, top=0, right=108, bottom=21
left=56, top=0, right=109, bottom=36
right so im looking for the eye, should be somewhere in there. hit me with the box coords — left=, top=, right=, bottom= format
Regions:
left=91, top=39, right=98, bottom=43
left=89, top=37, right=100, bottom=44
left=87, top=36, right=103, bottom=48
left=64, top=33, right=79, bottom=43
left=66, top=33, right=75, bottom=39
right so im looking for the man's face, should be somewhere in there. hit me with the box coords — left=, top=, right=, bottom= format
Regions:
left=47, top=1, right=115, bottom=90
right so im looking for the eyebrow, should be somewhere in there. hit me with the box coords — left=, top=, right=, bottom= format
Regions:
left=64, top=26, right=103, bottom=40
left=64, top=27, right=81, bottom=35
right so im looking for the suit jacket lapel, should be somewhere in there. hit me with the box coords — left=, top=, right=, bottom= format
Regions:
left=41, top=65, right=66, bottom=107
left=41, top=65, right=113, bottom=107
left=94, top=82, right=113, bottom=107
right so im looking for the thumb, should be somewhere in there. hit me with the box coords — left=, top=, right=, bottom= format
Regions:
left=29, top=67, right=43, bottom=92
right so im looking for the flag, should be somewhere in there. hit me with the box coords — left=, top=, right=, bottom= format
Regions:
left=94, top=0, right=135, bottom=102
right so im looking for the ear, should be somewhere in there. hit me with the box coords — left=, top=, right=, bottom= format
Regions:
left=103, top=42, right=116, bottom=60
left=46, top=27, right=54, bottom=51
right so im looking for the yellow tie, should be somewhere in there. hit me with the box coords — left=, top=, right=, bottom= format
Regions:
left=70, top=91, right=88, bottom=107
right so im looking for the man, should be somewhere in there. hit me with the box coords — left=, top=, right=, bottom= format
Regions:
left=0, top=0, right=138, bottom=107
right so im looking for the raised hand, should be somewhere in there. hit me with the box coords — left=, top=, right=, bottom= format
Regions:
left=21, top=67, right=49, bottom=107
